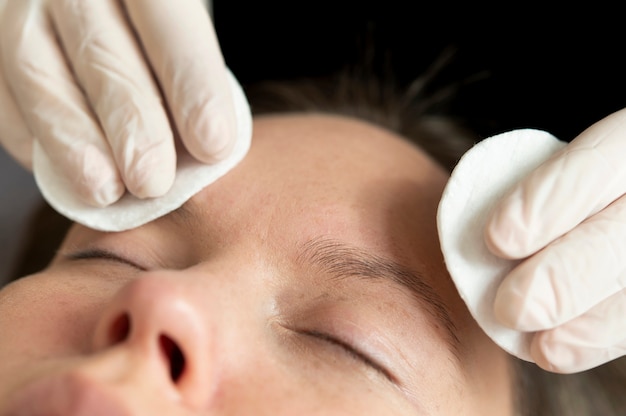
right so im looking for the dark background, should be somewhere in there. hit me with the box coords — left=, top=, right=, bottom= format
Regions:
left=214, top=1, right=626, bottom=142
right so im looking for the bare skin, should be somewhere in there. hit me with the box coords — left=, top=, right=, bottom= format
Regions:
left=0, top=114, right=514, bottom=415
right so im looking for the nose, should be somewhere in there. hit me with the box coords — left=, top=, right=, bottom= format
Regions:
left=91, top=272, right=215, bottom=409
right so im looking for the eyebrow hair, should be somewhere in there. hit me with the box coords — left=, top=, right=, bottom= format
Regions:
left=297, top=237, right=461, bottom=354
left=167, top=200, right=202, bottom=229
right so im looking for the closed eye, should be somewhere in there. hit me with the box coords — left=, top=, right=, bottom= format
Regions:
left=66, top=249, right=146, bottom=271
left=300, top=329, right=395, bottom=383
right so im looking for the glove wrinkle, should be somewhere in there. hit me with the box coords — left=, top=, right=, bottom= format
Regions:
left=532, top=290, right=626, bottom=372
left=488, top=108, right=626, bottom=261
left=0, top=64, right=33, bottom=168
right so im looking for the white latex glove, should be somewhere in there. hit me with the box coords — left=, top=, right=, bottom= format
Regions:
left=0, top=0, right=236, bottom=207
left=485, top=107, right=626, bottom=373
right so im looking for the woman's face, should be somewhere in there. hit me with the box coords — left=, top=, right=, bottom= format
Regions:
left=0, top=114, right=514, bottom=415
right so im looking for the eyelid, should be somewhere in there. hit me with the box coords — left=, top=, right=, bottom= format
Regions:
left=300, top=329, right=396, bottom=383
left=65, top=248, right=147, bottom=271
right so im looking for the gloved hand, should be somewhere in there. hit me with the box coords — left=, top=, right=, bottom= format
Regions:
left=484, top=107, right=626, bottom=373
left=0, top=0, right=236, bottom=207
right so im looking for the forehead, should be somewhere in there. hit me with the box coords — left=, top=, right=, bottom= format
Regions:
left=240, top=113, right=445, bottom=184
left=180, top=112, right=450, bottom=271
left=191, top=113, right=448, bottom=224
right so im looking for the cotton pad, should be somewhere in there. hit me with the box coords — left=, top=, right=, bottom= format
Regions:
left=33, top=69, right=252, bottom=232
left=437, top=129, right=567, bottom=361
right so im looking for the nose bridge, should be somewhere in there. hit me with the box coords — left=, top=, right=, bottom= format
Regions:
left=92, top=271, right=217, bottom=410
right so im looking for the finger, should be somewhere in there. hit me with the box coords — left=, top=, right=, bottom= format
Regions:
left=529, top=289, right=626, bottom=373
left=485, top=107, right=626, bottom=259
left=123, top=0, right=237, bottom=163
left=0, top=0, right=124, bottom=206
left=0, top=57, right=33, bottom=169
left=48, top=0, right=176, bottom=198
left=494, top=193, right=626, bottom=331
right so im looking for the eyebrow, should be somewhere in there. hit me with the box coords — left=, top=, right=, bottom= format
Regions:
left=166, top=200, right=202, bottom=229
left=297, top=237, right=461, bottom=353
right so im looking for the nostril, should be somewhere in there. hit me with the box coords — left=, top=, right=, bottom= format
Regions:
left=105, top=314, right=186, bottom=383
left=159, top=335, right=186, bottom=383
left=108, top=313, right=131, bottom=344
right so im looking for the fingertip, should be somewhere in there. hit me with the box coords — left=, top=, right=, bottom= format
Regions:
left=75, top=171, right=126, bottom=208
left=494, top=270, right=555, bottom=332
left=484, top=211, right=517, bottom=259
left=493, top=287, right=521, bottom=329
left=123, top=151, right=176, bottom=199
left=70, top=150, right=126, bottom=207
left=184, top=101, right=237, bottom=164
left=530, top=334, right=561, bottom=372
left=483, top=190, right=538, bottom=260
left=80, top=176, right=126, bottom=208
left=530, top=333, right=585, bottom=374
left=125, top=166, right=175, bottom=199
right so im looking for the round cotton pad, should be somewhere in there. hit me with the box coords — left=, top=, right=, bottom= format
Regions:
left=33, top=69, right=252, bottom=232
left=437, top=129, right=567, bottom=361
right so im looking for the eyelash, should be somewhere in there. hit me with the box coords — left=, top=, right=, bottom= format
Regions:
left=67, top=251, right=394, bottom=381
left=66, top=249, right=145, bottom=270
left=69, top=249, right=118, bottom=261
left=300, top=329, right=394, bottom=382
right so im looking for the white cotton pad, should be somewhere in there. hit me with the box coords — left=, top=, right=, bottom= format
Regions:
left=437, top=129, right=567, bottom=361
left=32, top=70, right=252, bottom=232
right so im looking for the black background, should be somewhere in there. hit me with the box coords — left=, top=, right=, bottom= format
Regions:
left=214, top=1, right=626, bottom=142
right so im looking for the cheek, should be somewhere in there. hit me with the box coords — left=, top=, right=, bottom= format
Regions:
left=0, top=272, right=115, bottom=358
left=214, top=359, right=416, bottom=415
